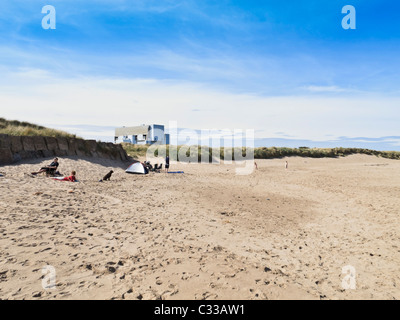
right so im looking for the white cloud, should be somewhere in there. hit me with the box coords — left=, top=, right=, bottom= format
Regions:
left=1, top=69, right=400, bottom=142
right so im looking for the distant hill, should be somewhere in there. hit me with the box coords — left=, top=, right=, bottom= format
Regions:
left=0, top=118, right=80, bottom=139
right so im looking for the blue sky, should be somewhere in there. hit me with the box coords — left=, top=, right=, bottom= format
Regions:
left=1, top=1, right=400, bottom=149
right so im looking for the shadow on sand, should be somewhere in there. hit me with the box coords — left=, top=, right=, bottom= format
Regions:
left=4, top=155, right=134, bottom=170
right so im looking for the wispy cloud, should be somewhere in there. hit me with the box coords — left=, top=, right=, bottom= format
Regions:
left=1, top=70, right=400, bottom=143
left=302, top=85, right=357, bottom=94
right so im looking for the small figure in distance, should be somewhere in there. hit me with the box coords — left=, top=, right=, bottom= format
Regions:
left=165, top=156, right=170, bottom=173
left=254, top=162, right=258, bottom=170
left=285, top=161, right=288, bottom=170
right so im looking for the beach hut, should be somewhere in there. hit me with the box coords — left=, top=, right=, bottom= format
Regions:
left=125, top=162, right=148, bottom=175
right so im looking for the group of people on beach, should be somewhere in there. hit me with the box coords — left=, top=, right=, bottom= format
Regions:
left=30, top=155, right=172, bottom=182
left=142, top=156, right=170, bottom=173
left=30, top=156, right=289, bottom=181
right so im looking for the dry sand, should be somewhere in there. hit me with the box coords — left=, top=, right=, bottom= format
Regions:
left=0, top=155, right=399, bottom=300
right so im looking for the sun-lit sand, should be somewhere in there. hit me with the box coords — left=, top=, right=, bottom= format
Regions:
left=0, top=154, right=399, bottom=300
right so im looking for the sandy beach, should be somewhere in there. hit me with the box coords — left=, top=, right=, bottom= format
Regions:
left=0, top=155, right=399, bottom=300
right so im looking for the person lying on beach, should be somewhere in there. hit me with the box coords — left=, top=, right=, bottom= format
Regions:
left=54, top=171, right=76, bottom=182
left=31, top=158, right=59, bottom=176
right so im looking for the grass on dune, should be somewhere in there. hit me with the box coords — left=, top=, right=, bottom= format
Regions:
left=121, top=143, right=151, bottom=159
left=0, top=117, right=80, bottom=139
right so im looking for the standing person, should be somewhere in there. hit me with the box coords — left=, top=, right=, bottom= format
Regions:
left=285, top=161, right=288, bottom=170
left=31, top=158, right=59, bottom=176
left=165, top=155, right=170, bottom=173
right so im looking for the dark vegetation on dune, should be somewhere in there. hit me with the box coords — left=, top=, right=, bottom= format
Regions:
left=122, top=144, right=400, bottom=161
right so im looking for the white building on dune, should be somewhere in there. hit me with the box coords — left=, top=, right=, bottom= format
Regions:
left=114, top=124, right=170, bottom=145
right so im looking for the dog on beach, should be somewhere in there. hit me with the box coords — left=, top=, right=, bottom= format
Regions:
left=100, top=170, right=114, bottom=182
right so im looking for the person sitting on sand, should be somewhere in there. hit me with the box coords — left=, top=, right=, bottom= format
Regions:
left=145, top=161, right=153, bottom=171
left=31, top=158, right=59, bottom=176
left=54, top=171, right=76, bottom=182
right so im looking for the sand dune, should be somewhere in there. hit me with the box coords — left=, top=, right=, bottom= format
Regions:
left=0, top=155, right=399, bottom=300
